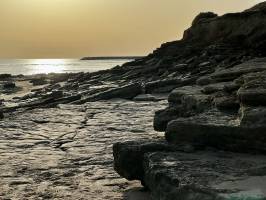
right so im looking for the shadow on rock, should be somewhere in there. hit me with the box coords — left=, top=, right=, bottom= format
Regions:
left=123, top=187, right=151, bottom=200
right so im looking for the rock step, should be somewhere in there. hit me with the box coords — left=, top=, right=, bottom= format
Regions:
left=145, top=77, right=196, bottom=94
left=144, top=151, right=266, bottom=200
left=168, top=86, right=211, bottom=109
left=197, top=58, right=266, bottom=86
left=166, top=109, right=266, bottom=153
left=113, top=141, right=266, bottom=200
left=113, top=141, right=180, bottom=184
left=154, top=86, right=211, bottom=132
left=237, top=71, right=266, bottom=106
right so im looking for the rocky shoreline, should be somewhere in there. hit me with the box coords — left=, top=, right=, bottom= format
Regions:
left=1, top=2, right=266, bottom=200
left=113, top=3, right=266, bottom=200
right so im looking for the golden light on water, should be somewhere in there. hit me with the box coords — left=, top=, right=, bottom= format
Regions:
left=28, top=59, right=66, bottom=74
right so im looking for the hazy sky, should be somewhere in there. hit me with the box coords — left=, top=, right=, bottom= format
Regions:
left=0, top=0, right=263, bottom=58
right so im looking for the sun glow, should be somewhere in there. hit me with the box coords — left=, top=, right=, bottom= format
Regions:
left=32, top=59, right=66, bottom=65
left=0, top=0, right=261, bottom=58
left=28, top=59, right=67, bottom=74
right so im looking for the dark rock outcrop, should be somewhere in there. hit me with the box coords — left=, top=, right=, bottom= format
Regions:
left=114, top=141, right=266, bottom=200
left=113, top=141, right=179, bottom=185
left=245, top=1, right=266, bottom=12
left=191, top=12, right=218, bottom=26
left=0, top=111, right=4, bottom=119
left=183, top=7, right=266, bottom=52
left=164, top=58, right=266, bottom=154
left=144, top=151, right=266, bottom=200
left=74, top=83, right=142, bottom=104
left=30, top=77, right=48, bottom=86
left=3, top=82, right=16, bottom=89
left=113, top=2, right=266, bottom=199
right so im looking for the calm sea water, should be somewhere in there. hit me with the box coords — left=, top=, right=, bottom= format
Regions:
left=0, top=59, right=133, bottom=75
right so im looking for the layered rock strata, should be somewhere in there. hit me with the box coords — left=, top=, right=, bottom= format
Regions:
left=113, top=3, right=266, bottom=200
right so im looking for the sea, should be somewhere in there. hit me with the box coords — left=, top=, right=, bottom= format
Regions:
left=0, top=59, right=133, bottom=75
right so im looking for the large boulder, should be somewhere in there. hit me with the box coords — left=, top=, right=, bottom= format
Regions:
left=154, top=85, right=212, bottom=131
left=113, top=141, right=266, bottom=200
left=154, top=107, right=181, bottom=132
left=113, top=141, right=178, bottom=185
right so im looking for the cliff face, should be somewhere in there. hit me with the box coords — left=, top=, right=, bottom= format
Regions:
left=119, top=3, right=266, bottom=93
left=183, top=10, right=266, bottom=50
left=133, top=2, right=266, bottom=65
left=113, top=3, right=266, bottom=200
left=179, top=3, right=266, bottom=51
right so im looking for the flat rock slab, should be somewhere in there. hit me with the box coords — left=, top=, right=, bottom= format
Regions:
left=144, top=151, right=266, bottom=200
left=0, top=99, right=167, bottom=199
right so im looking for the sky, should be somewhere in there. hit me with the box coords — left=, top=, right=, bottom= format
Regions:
left=0, top=0, right=263, bottom=58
